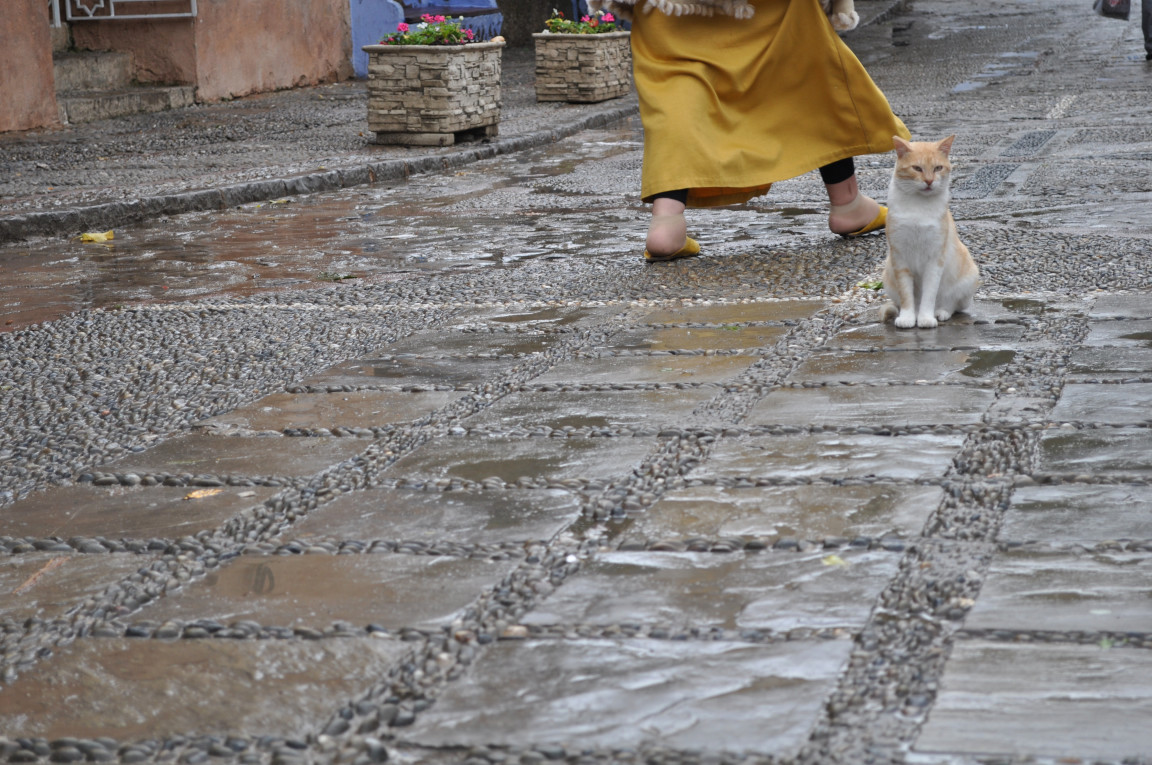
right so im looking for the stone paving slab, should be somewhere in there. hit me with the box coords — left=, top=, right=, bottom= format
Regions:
left=1047, top=382, right=1152, bottom=424
left=964, top=548, right=1152, bottom=633
left=790, top=349, right=1015, bottom=384
left=1088, top=295, right=1152, bottom=320
left=0, top=637, right=408, bottom=741
left=746, top=386, right=994, bottom=428
left=1038, top=427, right=1152, bottom=476
left=0, top=484, right=278, bottom=539
left=915, top=641, right=1152, bottom=760
left=1082, top=319, right=1152, bottom=347
left=0, top=554, right=155, bottom=622
left=381, top=434, right=660, bottom=486
left=1066, top=346, right=1152, bottom=381
left=140, top=554, right=521, bottom=631
left=99, top=434, right=369, bottom=479
left=301, top=355, right=523, bottom=390
left=376, top=329, right=555, bottom=357
left=404, top=638, right=853, bottom=753
left=532, top=354, right=758, bottom=386
left=275, top=488, right=581, bottom=546
left=1002, top=484, right=1152, bottom=545
left=693, top=432, right=964, bottom=482
left=520, top=549, right=898, bottom=633
left=462, top=388, right=717, bottom=431
left=199, top=390, right=463, bottom=432
left=621, top=483, right=943, bottom=545
left=826, top=321, right=1032, bottom=352
left=597, top=325, right=787, bottom=353
left=635, top=300, right=824, bottom=325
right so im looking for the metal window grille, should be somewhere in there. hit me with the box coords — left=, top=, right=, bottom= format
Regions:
left=64, top=0, right=197, bottom=21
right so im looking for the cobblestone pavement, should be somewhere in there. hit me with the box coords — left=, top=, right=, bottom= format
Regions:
left=1, top=0, right=1152, bottom=764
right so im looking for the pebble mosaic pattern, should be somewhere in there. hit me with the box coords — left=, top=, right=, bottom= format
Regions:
left=1, top=0, right=1152, bottom=763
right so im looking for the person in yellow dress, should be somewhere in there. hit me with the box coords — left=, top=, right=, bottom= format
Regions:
left=591, top=0, right=912, bottom=261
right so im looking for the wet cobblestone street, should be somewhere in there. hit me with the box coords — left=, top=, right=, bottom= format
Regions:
left=0, top=0, right=1151, bottom=763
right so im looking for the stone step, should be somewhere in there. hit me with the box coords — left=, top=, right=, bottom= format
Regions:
left=57, top=85, right=196, bottom=125
left=53, top=50, right=133, bottom=92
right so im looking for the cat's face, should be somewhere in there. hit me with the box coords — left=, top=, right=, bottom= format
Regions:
left=892, top=135, right=956, bottom=196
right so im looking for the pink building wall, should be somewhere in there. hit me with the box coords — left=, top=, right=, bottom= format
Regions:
left=70, top=0, right=352, bottom=102
left=0, top=0, right=60, bottom=132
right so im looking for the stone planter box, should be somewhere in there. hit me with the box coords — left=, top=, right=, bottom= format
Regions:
left=532, top=31, right=632, bottom=103
left=362, top=41, right=504, bottom=146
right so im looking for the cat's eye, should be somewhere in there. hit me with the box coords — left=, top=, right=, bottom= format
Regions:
left=912, top=165, right=922, bottom=172
left=935, top=165, right=944, bottom=171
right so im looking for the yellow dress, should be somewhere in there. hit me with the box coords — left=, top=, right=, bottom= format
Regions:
left=631, top=0, right=910, bottom=206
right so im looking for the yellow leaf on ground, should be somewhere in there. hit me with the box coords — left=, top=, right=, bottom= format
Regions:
left=78, top=230, right=114, bottom=243
left=821, top=554, right=848, bottom=567
left=184, top=488, right=223, bottom=500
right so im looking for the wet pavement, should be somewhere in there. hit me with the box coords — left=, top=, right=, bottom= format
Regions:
left=1, top=0, right=1152, bottom=763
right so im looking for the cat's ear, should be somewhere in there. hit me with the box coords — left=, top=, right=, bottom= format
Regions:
left=937, top=134, right=957, bottom=155
left=893, top=135, right=912, bottom=158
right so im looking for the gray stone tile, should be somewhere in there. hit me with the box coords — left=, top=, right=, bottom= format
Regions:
left=0, top=484, right=277, bottom=539
left=1039, top=427, right=1152, bottom=475
left=302, top=354, right=519, bottom=389
left=376, top=329, right=555, bottom=357
left=1067, top=347, right=1152, bottom=380
left=791, top=349, right=1014, bottom=384
left=480, top=305, right=622, bottom=329
left=828, top=321, right=1030, bottom=352
left=0, top=637, right=405, bottom=740
left=1048, top=383, right=1152, bottom=425
left=625, top=484, right=942, bottom=544
left=637, top=300, right=824, bottom=325
left=521, top=549, right=897, bottom=632
left=916, top=641, right=1152, bottom=760
left=696, top=433, right=963, bottom=482
left=404, top=638, right=852, bottom=753
left=276, top=488, right=581, bottom=545
left=100, top=434, right=367, bottom=478
left=746, top=386, right=993, bottom=428
left=1090, top=295, right=1152, bottom=320
left=966, top=549, right=1152, bottom=633
left=1083, top=319, right=1152, bottom=348
left=462, top=389, right=715, bottom=431
left=600, top=325, right=786, bottom=353
left=382, top=434, right=658, bottom=485
left=0, top=554, right=156, bottom=622
left=1003, top=484, right=1152, bottom=544
left=200, top=390, right=462, bottom=431
left=141, top=554, right=519, bottom=631
left=533, top=354, right=757, bottom=385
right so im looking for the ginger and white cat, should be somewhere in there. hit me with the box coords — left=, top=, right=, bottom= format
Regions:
left=881, top=135, right=979, bottom=329
left=821, top=0, right=859, bottom=31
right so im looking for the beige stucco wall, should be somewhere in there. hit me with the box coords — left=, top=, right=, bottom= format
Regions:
left=0, top=0, right=60, bottom=132
left=193, top=0, right=353, bottom=102
left=71, top=0, right=353, bottom=102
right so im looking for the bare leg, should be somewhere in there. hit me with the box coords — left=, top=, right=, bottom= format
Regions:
left=646, top=196, right=688, bottom=258
left=825, top=175, right=881, bottom=235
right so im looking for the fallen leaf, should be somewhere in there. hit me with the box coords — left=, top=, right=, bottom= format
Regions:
left=184, top=488, right=223, bottom=500
left=822, top=554, right=848, bottom=567
left=856, top=279, right=883, bottom=290
left=78, top=230, right=114, bottom=243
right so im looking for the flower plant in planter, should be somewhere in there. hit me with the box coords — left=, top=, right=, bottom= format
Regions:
left=533, top=10, right=633, bottom=103
left=363, top=14, right=504, bottom=146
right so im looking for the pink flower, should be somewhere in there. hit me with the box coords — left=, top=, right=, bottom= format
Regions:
left=433, top=14, right=446, bottom=22
left=397, top=22, right=409, bottom=31
left=465, top=28, right=475, bottom=38
left=581, top=14, right=591, bottom=21
left=602, top=12, right=614, bottom=21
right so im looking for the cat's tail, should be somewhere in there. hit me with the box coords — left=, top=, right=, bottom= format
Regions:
left=879, top=302, right=898, bottom=322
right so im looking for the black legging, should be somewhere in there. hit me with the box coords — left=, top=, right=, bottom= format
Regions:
left=652, top=157, right=856, bottom=203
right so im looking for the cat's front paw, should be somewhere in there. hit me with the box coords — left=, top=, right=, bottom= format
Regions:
left=894, top=312, right=917, bottom=329
left=916, top=314, right=939, bottom=329
left=830, top=11, right=859, bottom=30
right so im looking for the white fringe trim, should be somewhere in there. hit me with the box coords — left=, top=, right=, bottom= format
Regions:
left=587, top=0, right=755, bottom=21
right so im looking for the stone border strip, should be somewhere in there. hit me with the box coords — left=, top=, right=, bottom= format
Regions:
left=0, top=104, right=639, bottom=245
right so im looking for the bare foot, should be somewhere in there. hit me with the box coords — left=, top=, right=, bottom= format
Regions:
left=828, top=193, right=881, bottom=235
left=646, top=214, right=688, bottom=257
